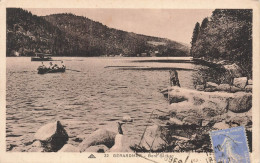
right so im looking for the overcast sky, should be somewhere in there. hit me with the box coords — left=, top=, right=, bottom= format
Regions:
left=25, top=8, right=214, bottom=44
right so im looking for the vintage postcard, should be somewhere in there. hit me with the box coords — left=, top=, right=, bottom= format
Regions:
left=0, top=0, right=259, bottom=162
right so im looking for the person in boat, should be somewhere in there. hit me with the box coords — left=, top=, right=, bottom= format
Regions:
left=49, top=62, right=54, bottom=69
left=39, top=62, right=46, bottom=69
left=61, top=61, right=65, bottom=68
left=53, top=63, right=59, bottom=70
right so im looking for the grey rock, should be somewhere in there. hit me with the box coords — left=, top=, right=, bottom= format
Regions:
left=226, top=110, right=252, bottom=127
left=32, top=141, right=41, bottom=147
left=233, top=77, right=248, bottom=89
left=34, top=121, right=68, bottom=152
left=139, top=125, right=167, bottom=151
left=223, top=63, right=243, bottom=78
left=79, top=129, right=116, bottom=152
left=228, top=92, right=252, bottom=113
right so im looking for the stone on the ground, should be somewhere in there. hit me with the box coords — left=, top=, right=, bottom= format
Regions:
left=32, top=141, right=41, bottom=147
left=213, top=121, right=229, bottom=130
left=122, top=115, right=133, bottom=122
left=196, top=85, right=204, bottom=91
left=110, top=134, right=133, bottom=152
left=228, top=92, right=252, bottom=113
left=34, top=121, right=68, bottom=152
left=78, top=129, right=116, bottom=152
left=233, top=77, right=247, bottom=89
left=206, top=82, right=218, bottom=88
left=245, top=85, right=252, bottom=92
left=248, top=79, right=253, bottom=85
left=139, top=125, right=167, bottom=151
left=217, top=84, right=230, bottom=92
left=58, top=144, right=80, bottom=152
left=27, top=146, right=44, bottom=152
left=230, top=86, right=243, bottom=93
left=168, top=117, right=183, bottom=125
left=84, top=144, right=109, bottom=153
left=223, top=63, right=243, bottom=78
left=226, top=110, right=252, bottom=127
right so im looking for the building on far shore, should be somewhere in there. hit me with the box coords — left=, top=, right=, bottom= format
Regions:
left=10, top=50, right=20, bottom=56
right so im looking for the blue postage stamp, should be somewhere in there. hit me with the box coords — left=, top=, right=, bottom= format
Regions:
left=210, top=126, right=250, bottom=163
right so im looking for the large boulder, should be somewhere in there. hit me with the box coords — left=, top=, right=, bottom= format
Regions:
left=110, top=134, right=133, bottom=152
left=139, top=125, right=167, bottom=151
left=84, top=144, right=109, bottom=153
left=58, top=144, right=80, bottom=152
left=78, top=129, right=116, bottom=152
left=223, top=63, right=243, bottom=78
left=233, top=77, right=247, bottom=89
left=34, top=121, right=68, bottom=152
left=228, top=92, right=252, bottom=113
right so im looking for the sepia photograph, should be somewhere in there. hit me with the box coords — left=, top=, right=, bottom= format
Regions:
left=1, top=0, right=260, bottom=162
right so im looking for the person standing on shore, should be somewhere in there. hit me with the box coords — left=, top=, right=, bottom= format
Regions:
left=169, top=69, right=181, bottom=87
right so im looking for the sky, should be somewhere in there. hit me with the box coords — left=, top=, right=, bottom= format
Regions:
left=25, top=8, right=214, bottom=44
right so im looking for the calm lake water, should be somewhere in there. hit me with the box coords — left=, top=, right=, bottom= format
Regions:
left=6, top=57, right=202, bottom=151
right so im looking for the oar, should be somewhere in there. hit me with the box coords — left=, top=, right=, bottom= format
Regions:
left=66, top=69, right=81, bottom=72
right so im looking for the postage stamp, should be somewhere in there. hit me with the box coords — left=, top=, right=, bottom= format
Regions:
left=210, top=126, right=250, bottom=163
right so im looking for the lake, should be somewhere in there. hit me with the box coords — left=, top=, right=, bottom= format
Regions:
left=6, top=57, right=202, bottom=151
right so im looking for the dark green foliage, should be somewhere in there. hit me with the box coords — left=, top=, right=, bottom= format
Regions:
left=190, top=9, right=252, bottom=77
left=7, top=8, right=189, bottom=57
left=6, top=8, right=68, bottom=56
left=200, top=18, right=208, bottom=29
left=191, top=22, right=200, bottom=47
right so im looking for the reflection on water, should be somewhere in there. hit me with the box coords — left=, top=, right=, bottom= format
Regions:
left=6, top=57, right=201, bottom=150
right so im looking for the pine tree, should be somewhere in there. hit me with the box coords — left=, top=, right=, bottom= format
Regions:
left=201, top=18, right=208, bottom=30
left=191, top=22, right=200, bottom=47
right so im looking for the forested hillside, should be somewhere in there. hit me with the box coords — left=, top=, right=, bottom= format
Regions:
left=7, top=8, right=68, bottom=56
left=190, top=9, right=252, bottom=76
left=7, top=8, right=189, bottom=57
